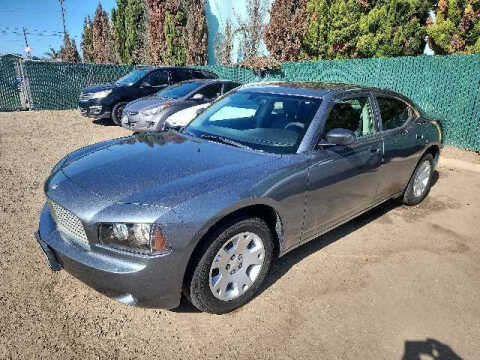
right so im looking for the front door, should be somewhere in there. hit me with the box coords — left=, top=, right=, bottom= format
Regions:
left=304, top=94, right=382, bottom=240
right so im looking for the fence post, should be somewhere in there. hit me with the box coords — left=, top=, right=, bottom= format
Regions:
left=13, top=59, right=33, bottom=110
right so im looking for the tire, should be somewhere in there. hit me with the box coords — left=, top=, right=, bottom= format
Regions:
left=403, top=153, right=434, bottom=206
left=111, top=102, right=127, bottom=126
left=186, top=217, right=274, bottom=314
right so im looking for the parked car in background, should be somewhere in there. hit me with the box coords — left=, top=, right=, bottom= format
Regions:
left=121, top=79, right=240, bottom=132
left=36, top=82, right=441, bottom=314
left=163, top=102, right=211, bottom=130
left=78, top=66, right=218, bottom=124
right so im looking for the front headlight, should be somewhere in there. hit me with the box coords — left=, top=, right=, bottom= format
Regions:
left=142, top=104, right=169, bottom=116
left=91, top=89, right=112, bottom=99
left=98, top=223, right=168, bottom=255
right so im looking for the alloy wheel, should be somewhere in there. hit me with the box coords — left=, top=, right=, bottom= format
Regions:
left=413, top=160, right=432, bottom=198
left=209, top=232, right=266, bottom=301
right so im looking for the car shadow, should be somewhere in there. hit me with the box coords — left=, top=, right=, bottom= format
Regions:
left=92, top=118, right=117, bottom=127
left=173, top=170, right=440, bottom=313
left=402, top=338, right=462, bottom=360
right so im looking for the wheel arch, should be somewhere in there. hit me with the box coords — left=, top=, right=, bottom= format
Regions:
left=182, top=202, right=285, bottom=290
left=423, top=144, right=440, bottom=167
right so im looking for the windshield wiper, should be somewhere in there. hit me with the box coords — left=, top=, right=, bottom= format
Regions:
left=199, top=134, right=253, bottom=150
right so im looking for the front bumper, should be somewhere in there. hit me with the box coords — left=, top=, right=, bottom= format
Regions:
left=78, top=101, right=112, bottom=120
left=121, top=112, right=158, bottom=132
left=36, top=203, right=184, bottom=309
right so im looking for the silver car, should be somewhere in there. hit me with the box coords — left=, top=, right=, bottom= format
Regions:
left=121, top=80, right=240, bottom=132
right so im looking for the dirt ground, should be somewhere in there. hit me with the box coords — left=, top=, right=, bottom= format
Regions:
left=1, top=110, right=479, bottom=360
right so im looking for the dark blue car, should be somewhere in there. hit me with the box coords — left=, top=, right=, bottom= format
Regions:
left=37, top=82, right=442, bottom=314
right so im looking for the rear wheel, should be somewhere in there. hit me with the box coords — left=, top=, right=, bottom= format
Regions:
left=111, top=102, right=127, bottom=126
left=186, top=217, right=274, bottom=314
left=403, top=153, right=434, bottom=206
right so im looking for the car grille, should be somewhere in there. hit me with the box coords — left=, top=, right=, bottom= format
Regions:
left=49, top=201, right=90, bottom=249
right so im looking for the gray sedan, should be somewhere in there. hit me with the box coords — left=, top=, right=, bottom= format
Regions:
left=36, top=82, right=441, bottom=314
left=121, top=79, right=240, bottom=132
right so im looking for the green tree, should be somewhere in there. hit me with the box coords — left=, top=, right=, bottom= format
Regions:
left=327, top=0, right=362, bottom=58
left=112, top=0, right=128, bottom=62
left=303, top=0, right=331, bottom=59
left=112, top=0, right=145, bottom=64
left=427, top=0, right=480, bottom=54
left=162, top=11, right=187, bottom=65
left=357, top=0, right=432, bottom=57
left=81, top=16, right=94, bottom=62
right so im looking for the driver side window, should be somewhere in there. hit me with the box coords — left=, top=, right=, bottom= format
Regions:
left=324, top=97, right=376, bottom=138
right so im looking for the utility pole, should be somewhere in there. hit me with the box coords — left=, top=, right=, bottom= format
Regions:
left=22, top=26, right=32, bottom=58
left=59, top=0, right=67, bottom=41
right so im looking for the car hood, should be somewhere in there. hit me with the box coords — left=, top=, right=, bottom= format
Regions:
left=125, top=96, right=174, bottom=112
left=51, top=132, right=279, bottom=208
left=82, top=83, right=120, bottom=94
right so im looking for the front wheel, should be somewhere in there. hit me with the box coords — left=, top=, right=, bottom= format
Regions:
left=186, top=217, right=274, bottom=314
left=111, top=102, right=127, bottom=126
left=403, top=153, right=434, bottom=206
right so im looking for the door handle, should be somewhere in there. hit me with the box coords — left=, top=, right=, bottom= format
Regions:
left=416, top=134, right=424, bottom=140
left=370, top=147, right=380, bottom=153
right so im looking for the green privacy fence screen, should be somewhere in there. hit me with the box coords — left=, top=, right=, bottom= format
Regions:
left=0, top=55, right=22, bottom=111
left=1, top=54, right=479, bottom=151
left=23, top=61, right=134, bottom=110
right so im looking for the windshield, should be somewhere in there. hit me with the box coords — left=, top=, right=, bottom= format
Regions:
left=185, top=91, right=322, bottom=154
left=156, top=81, right=205, bottom=99
left=115, top=69, right=149, bottom=85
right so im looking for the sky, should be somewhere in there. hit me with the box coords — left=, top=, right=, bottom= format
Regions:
left=0, top=0, right=116, bottom=58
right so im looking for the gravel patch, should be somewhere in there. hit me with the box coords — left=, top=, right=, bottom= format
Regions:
left=1, top=110, right=479, bottom=359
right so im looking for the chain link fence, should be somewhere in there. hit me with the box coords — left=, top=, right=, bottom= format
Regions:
left=1, top=54, right=479, bottom=151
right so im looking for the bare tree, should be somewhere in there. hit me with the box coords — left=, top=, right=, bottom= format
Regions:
left=234, top=0, right=269, bottom=61
left=215, top=21, right=233, bottom=65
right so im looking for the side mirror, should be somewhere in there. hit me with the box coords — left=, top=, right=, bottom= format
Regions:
left=192, top=93, right=205, bottom=101
left=323, top=128, right=356, bottom=146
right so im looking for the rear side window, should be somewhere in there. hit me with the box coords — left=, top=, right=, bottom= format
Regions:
left=223, top=82, right=240, bottom=93
left=191, top=70, right=215, bottom=79
left=171, top=70, right=192, bottom=82
left=377, top=97, right=411, bottom=131
left=196, top=83, right=223, bottom=100
left=146, top=71, right=169, bottom=86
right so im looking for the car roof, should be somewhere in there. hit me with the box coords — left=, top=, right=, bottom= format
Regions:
left=135, top=66, right=217, bottom=73
left=238, top=81, right=407, bottom=100
left=174, top=79, right=239, bottom=85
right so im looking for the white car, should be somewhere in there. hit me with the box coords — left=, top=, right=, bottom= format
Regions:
left=164, top=102, right=212, bottom=130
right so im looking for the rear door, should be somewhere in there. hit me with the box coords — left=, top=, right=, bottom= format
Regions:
left=372, top=95, right=424, bottom=199
left=304, top=92, right=382, bottom=239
